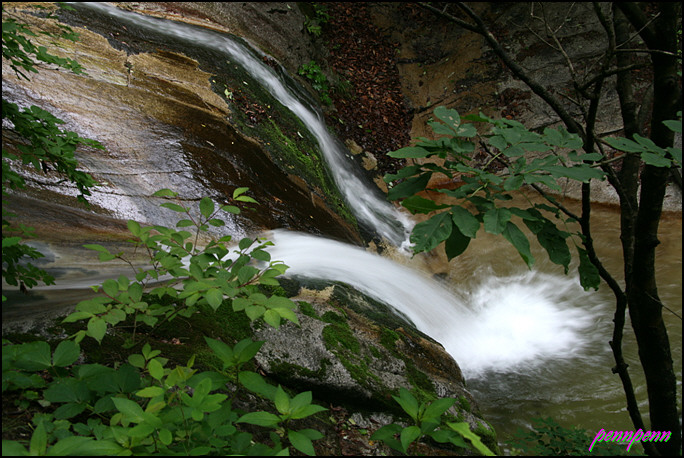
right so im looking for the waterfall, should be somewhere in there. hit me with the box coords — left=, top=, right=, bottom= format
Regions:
left=268, top=231, right=603, bottom=378
left=75, top=2, right=413, bottom=247
left=68, top=3, right=601, bottom=378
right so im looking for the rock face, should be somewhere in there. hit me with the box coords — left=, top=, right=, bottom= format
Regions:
left=369, top=3, right=681, bottom=210
left=2, top=3, right=360, bottom=245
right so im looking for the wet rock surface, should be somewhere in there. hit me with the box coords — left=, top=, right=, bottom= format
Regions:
left=2, top=3, right=361, bottom=247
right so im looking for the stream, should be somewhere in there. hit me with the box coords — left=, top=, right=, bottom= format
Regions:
left=4, top=2, right=682, bottom=450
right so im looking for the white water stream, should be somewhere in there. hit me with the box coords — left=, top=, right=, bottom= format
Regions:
left=268, top=230, right=604, bottom=378
left=77, top=2, right=414, bottom=247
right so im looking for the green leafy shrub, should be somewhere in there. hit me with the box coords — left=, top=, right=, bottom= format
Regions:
left=371, top=387, right=496, bottom=455
left=303, top=3, right=330, bottom=38
left=298, top=60, right=333, bottom=105
left=2, top=191, right=328, bottom=456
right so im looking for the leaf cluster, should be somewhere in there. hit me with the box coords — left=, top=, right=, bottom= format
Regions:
left=385, top=106, right=681, bottom=291
left=2, top=193, right=328, bottom=456
left=298, top=60, right=333, bottom=105
left=2, top=336, right=327, bottom=456
left=66, top=189, right=297, bottom=345
left=370, top=387, right=495, bottom=455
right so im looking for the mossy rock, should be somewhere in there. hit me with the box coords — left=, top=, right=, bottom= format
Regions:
left=251, top=280, right=493, bottom=439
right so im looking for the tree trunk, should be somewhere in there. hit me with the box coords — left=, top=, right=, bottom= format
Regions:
left=617, top=2, right=682, bottom=454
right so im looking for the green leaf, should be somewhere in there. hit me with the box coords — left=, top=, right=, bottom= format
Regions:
left=102, top=279, right=118, bottom=297
left=238, top=237, right=254, bottom=250
left=199, top=197, right=215, bottom=218
left=534, top=224, right=571, bottom=273
left=545, top=165, right=605, bottom=182
left=423, top=397, right=456, bottom=422
left=384, top=164, right=422, bottom=183
left=147, top=358, right=165, bottom=381
left=577, top=246, right=600, bottom=291
left=239, top=371, right=277, bottom=399
left=231, top=338, right=261, bottom=361
left=112, top=397, right=146, bottom=423
left=447, top=422, right=495, bottom=456
left=205, top=288, right=224, bottom=310
left=52, top=340, right=80, bottom=367
left=238, top=265, right=259, bottom=285
left=233, top=187, right=249, bottom=199
left=204, top=337, right=235, bottom=368
left=393, top=388, right=419, bottom=422
left=237, top=411, right=282, bottom=428
left=410, top=212, right=453, bottom=253
left=48, top=436, right=123, bottom=456
left=444, top=223, right=470, bottom=261
left=663, top=118, right=682, bottom=133
left=387, top=146, right=431, bottom=158
left=400, top=425, right=422, bottom=453
left=371, top=424, right=403, bottom=452
left=235, top=195, right=258, bottom=204
left=604, top=136, right=645, bottom=153
left=136, top=386, right=164, bottom=398
left=401, top=195, right=449, bottom=214
left=483, top=208, right=512, bottom=235
left=221, top=204, right=241, bottom=214
left=265, top=295, right=295, bottom=309
left=433, top=105, right=460, bottom=131
left=44, top=378, right=89, bottom=404
left=160, top=202, right=187, bottom=212
left=82, top=243, right=109, bottom=253
left=245, top=305, right=265, bottom=321
left=640, top=152, right=671, bottom=167
left=29, top=420, right=47, bottom=456
left=14, top=341, right=51, bottom=371
left=450, top=206, right=480, bottom=238
left=387, top=173, right=432, bottom=200
left=503, top=174, right=524, bottom=191
left=128, top=282, right=143, bottom=303
left=502, top=222, right=534, bottom=268
left=87, top=317, right=107, bottom=343
left=1, top=441, right=28, bottom=456
left=127, top=220, right=141, bottom=237
left=263, top=309, right=281, bottom=328
left=159, top=428, right=173, bottom=446
left=54, top=403, right=87, bottom=419
left=288, top=429, right=316, bottom=456
left=274, top=385, right=290, bottom=415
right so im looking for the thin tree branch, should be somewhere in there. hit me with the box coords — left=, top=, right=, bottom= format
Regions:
left=418, top=2, right=587, bottom=141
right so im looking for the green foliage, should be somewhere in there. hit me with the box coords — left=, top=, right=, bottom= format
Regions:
left=2, top=3, right=103, bottom=300
left=385, top=106, right=681, bottom=291
left=2, top=193, right=327, bottom=456
left=371, top=387, right=496, bottom=455
left=65, top=189, right=298, bottom=345
left=303, top=3, right=330, bottom=38
left=509, top=417, right=642, bottom=456
left=298, top=60, right=333, bottom=105
left=604, top=112, right=682, bottom=167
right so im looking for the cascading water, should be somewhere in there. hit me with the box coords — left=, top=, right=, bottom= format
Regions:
left=75, top=2, right=414, bottom=247
left=268, top=230, right=605, bottom=378
left=67, top=3, right=602, bottom=379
